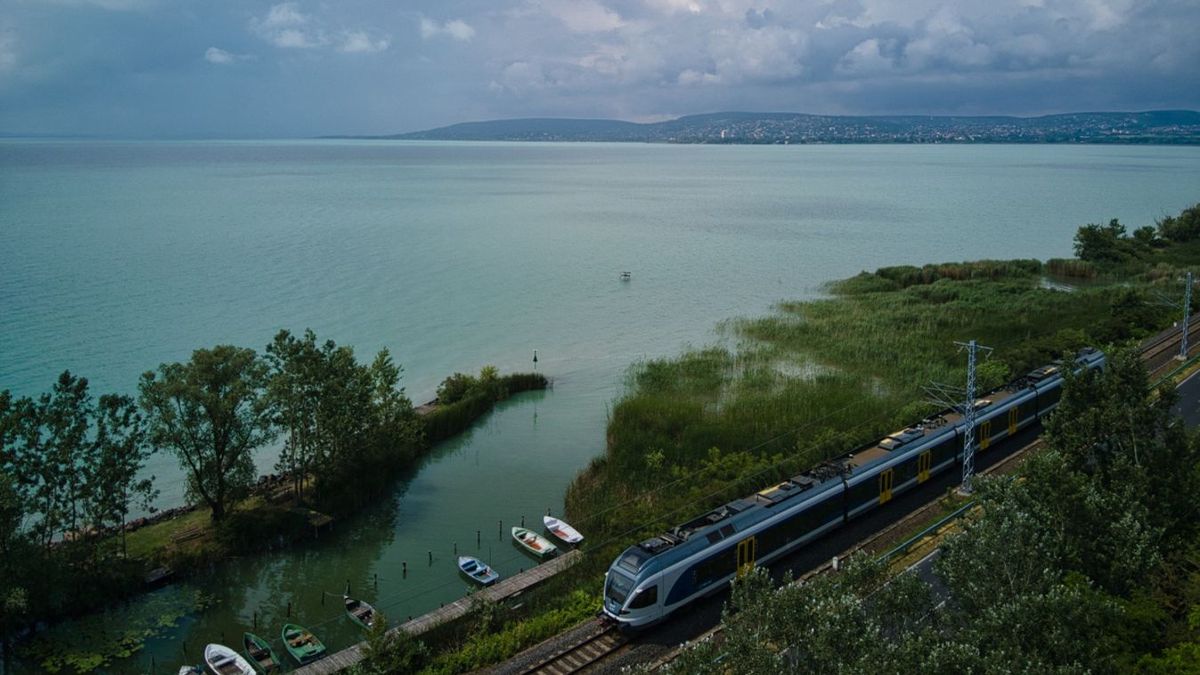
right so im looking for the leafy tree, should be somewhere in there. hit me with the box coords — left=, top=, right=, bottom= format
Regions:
left=7, top=373, right=93, bottom=551
left=139, top=346, right=274, bottom=521
left=1156, top=204, right=1200, bottom=243
left=1044, top=347, right=1200, bottom=552
left=266, top=330, right=420, bottom=509
left=87, top=394, right=157, bottom=556
left=0, top=471, right=30, bottom=664
left=1074, top=218, right=1147, bottom=263
left=265, top=329, right=324, bottom=500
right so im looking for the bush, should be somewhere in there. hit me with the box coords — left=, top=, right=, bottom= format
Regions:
left=436, top=373, right=479, bottom=405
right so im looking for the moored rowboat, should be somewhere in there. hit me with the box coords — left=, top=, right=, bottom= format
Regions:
left=242, top=631, right=281, bottom=673
left=543, top=515, right=584, bottom=544
left=512, top=526, right=558, bottom=559
left=344, top=595, right=379, bottom=630
left=281, top=623, right=326, bottom=665
left=458, top=555, right=500, bottom=585
left=204, top=643, right=255, bottom=675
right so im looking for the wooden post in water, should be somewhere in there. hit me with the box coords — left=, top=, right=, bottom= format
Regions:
left=403, top=561, right=407, bottom=577
left=454, top=542, right=457, bottom=555
left=287, top=601, right=292, bottom=618
left=498, top=519, right=502, bottom=539
left=374, top=573, right=378, bottom=590
left=521, top=515, right=525, bottom=528
left=477, top=530, right=481, bottom=548
left=428, top=550, right=433, bottom=565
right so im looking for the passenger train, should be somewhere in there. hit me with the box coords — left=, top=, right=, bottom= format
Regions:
left=602, top=348, right=1106, bottom=627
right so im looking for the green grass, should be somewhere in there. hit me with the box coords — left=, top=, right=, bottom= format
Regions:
left=563, top=252, right=1195, bottom=558
left=122, top=507, right=213, bottom=561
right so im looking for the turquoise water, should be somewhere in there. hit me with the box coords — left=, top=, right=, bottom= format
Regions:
left=1, top=141, right=1198, bottom=672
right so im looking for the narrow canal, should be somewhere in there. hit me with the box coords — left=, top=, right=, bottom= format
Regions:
left=16, top=379, right=615, bottom=674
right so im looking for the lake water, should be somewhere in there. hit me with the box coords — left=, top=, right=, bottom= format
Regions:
left=1, top=141, right=1198, bottom=672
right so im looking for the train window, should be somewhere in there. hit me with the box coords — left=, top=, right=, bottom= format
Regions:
left=628, top=585, right=658, bottom=609
left=606, top=572, right=634, bottom=604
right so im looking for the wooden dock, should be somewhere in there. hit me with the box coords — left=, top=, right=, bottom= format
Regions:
left=294, top=549, right=583, bottom=674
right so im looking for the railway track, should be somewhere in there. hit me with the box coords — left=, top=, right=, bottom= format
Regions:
left=1140, top=314, right=1200, bottom=373
left=517, top=620, right=627, bottom=675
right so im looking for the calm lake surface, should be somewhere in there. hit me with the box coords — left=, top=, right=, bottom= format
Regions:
left=2, top=141, right=1198, bottom=672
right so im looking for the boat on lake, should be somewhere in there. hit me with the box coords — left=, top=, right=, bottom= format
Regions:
left=281, top=623, right=326, bottom=665
left=512, top=526, right=558, bottom=559
left=177, top=666, right=202, bottom=675
left=457, top=555, right=500, bottom=585
left=543, top=515, right=584, bottom=544
left=204, top=643, right=255, bottom=675
left=344, top=595, right=379, bottom=630
left=242, top=632, right=281, bottom=673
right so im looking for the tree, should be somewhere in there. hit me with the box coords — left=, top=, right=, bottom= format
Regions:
left=139, top=346, right=274, bottom=521
left=1073, top=218, right=1148, bottom=264
left=0, top=471, right=30, bottom=665
left=1156, top=203, right=1200, bottom=243
left=265, top=329, right=324, bottom=500
left=7, top=373, right=93, bottom=551
left=87, top=394, right=157, bottom=556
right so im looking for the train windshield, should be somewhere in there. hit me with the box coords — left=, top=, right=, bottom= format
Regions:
left=606, top=570, right=634, bottom=605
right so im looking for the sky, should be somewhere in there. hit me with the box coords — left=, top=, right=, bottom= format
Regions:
left=0, top=0, right=1198, bottom=138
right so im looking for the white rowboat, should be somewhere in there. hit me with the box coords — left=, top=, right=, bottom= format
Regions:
left=512, top=526, right=558, bottom=559
left=543, top=515, right=584, bottom=544
left=204, top=643, right=255, bottom=675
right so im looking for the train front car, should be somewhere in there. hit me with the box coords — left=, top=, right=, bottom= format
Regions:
left=603, top=542, right=665, bottom=627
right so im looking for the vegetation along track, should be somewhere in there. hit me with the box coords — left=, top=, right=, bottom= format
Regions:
left=517, top=619, right=628, bottom=675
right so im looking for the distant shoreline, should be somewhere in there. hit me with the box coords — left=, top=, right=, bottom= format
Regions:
left=342, top=109, right=1200, bottom=146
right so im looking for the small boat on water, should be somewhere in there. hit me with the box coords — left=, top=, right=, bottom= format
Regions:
left=204, top=643, right=255, bottom=675
left=344, top=595, right=379, bottom=630
left=177, top=666, right=202, bottom=675
left=281, top=623, right=326, bottom=665
left=543, top=515, right=584, bottom=545
left=512, top=526, right=558, bottom=559
left=242, top=631, right=281, bottom=673
left=458, top=555, right=500, bottom=586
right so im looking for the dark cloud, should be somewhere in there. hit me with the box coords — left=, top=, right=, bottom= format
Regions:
left=0, top=0, right=1197, bottom=137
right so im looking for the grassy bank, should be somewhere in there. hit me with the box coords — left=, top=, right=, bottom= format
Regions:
left=422, top=370, right=550, bottom=444
left=564, top=206, right=1200, bottom=580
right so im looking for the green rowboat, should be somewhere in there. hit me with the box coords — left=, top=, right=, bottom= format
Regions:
left=281, top=623, right=326, bottom=665
left=242, top=632, right=281, bottom=673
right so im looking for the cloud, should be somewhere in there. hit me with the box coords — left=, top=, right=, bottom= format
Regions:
left=204, top=47, right=235, bottom=64
left=339, top=30, right=388, bottom=54
left=532, top=0, right=624, bottom=33
left=260, top=3, right=308, bottom=29
left=251, top=3, right=326, bottom=49
left=419, top=17, right=475, bottom=42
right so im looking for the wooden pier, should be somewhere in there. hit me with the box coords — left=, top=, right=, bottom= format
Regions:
left=294, top=549, right=583, bottom=674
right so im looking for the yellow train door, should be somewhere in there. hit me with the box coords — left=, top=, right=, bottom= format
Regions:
left=1008, top=406, right=1019, bottom=435
left=879, top=468, right=894, bottom=504
left=918, top=451, right=932, bottom=483
left=736, top=536, right=757, bottom=577
left=980, top=420, right=992, bottom=450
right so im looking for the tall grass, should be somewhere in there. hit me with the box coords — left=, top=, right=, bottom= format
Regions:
left=564, top=266, right=1178, bottom=553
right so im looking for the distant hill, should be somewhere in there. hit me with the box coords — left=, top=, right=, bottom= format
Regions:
left=358, top=110, right=1200, bottom=144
